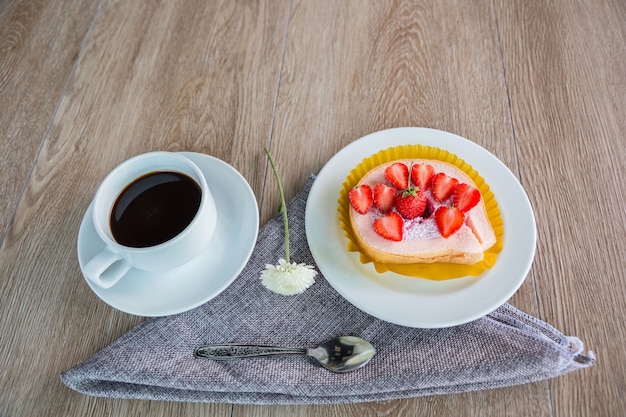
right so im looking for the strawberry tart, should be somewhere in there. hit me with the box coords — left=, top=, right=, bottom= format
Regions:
left=347, top=159, right=496, bottom=265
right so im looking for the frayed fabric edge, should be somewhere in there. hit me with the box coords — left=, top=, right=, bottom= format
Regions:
left=567, top=336, right=596, bottom=366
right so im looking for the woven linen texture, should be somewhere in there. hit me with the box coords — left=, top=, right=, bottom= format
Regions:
left=61, top=176, right=594, bottom=404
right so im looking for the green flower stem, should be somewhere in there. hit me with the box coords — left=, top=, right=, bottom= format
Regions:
left=264, top=148, right=290, bottom=264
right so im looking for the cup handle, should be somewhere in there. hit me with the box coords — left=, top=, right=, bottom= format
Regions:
left=83, top=247, right=131, bottom=289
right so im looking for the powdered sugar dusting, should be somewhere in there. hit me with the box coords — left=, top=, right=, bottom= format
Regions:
left=403, top=217, right=440, bottom=240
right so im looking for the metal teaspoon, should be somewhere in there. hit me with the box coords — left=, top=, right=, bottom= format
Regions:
left=194, top=336, right=375, bottom=373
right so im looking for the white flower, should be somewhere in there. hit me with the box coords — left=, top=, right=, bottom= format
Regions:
left=260, top=259, right=317, bottom=295
left=261, top=148, right=318, bottom=295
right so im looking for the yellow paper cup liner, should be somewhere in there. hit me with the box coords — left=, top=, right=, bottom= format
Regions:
left=337, top=144, right=504, bottom=280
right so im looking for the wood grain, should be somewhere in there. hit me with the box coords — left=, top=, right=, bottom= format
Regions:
left=496, top=1, right=626, bottom=416
left=0, top=0, right=288, bottom=415
left=1, top=0, right=624, bottom=415
left=0, top=0, right=98, bottom=242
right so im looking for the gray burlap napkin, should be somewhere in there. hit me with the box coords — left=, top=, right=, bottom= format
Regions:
left=61, top=176, right=594, bottom=404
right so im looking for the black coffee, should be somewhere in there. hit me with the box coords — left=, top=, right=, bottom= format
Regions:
left=110, top=171, right=202, bottom=248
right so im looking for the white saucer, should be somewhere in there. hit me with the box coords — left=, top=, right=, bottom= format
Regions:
left=306, top=127, right=536, bottom=328
left=77, top=152, right=259, bottom=316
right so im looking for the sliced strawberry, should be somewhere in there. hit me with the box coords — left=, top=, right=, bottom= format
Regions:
left=384, top=163, right=409, bottom=189
left=432, top=173, right=459, bottom=202
left=395, top=187, right=426, bottom=219
left=453, top=183, right=481, bottom=212
left=373, top=212, right=404, bottom=241
left=411, top=163, right=435, bottom=190
left=434, top=206, right=464, bottom=238
left=373, top=183, right=396, bottom=213
left=348, top=184, right=373, bottom=214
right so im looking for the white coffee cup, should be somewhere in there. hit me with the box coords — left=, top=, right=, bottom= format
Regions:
left=83, top=152, right=217, bottom=288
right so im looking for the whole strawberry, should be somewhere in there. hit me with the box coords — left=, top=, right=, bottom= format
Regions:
left=395, top=187, right=426, bottom=219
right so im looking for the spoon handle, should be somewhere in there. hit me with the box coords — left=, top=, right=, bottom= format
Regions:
left=194, top=344, right=306, bottom=359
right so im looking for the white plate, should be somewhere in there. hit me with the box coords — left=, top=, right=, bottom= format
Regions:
left=305, top=127, right=536, bottom=328
left=77, top=152, right=259, bottom=316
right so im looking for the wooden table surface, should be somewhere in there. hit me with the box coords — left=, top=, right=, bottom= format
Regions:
left=1, top=0, right=624, bottom=416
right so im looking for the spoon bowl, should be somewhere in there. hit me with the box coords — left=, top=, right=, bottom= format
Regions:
left=194, top=336, right=375, bottom=373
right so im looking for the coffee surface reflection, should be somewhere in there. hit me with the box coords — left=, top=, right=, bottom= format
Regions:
left=110, top=171, right=201, bottom=248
